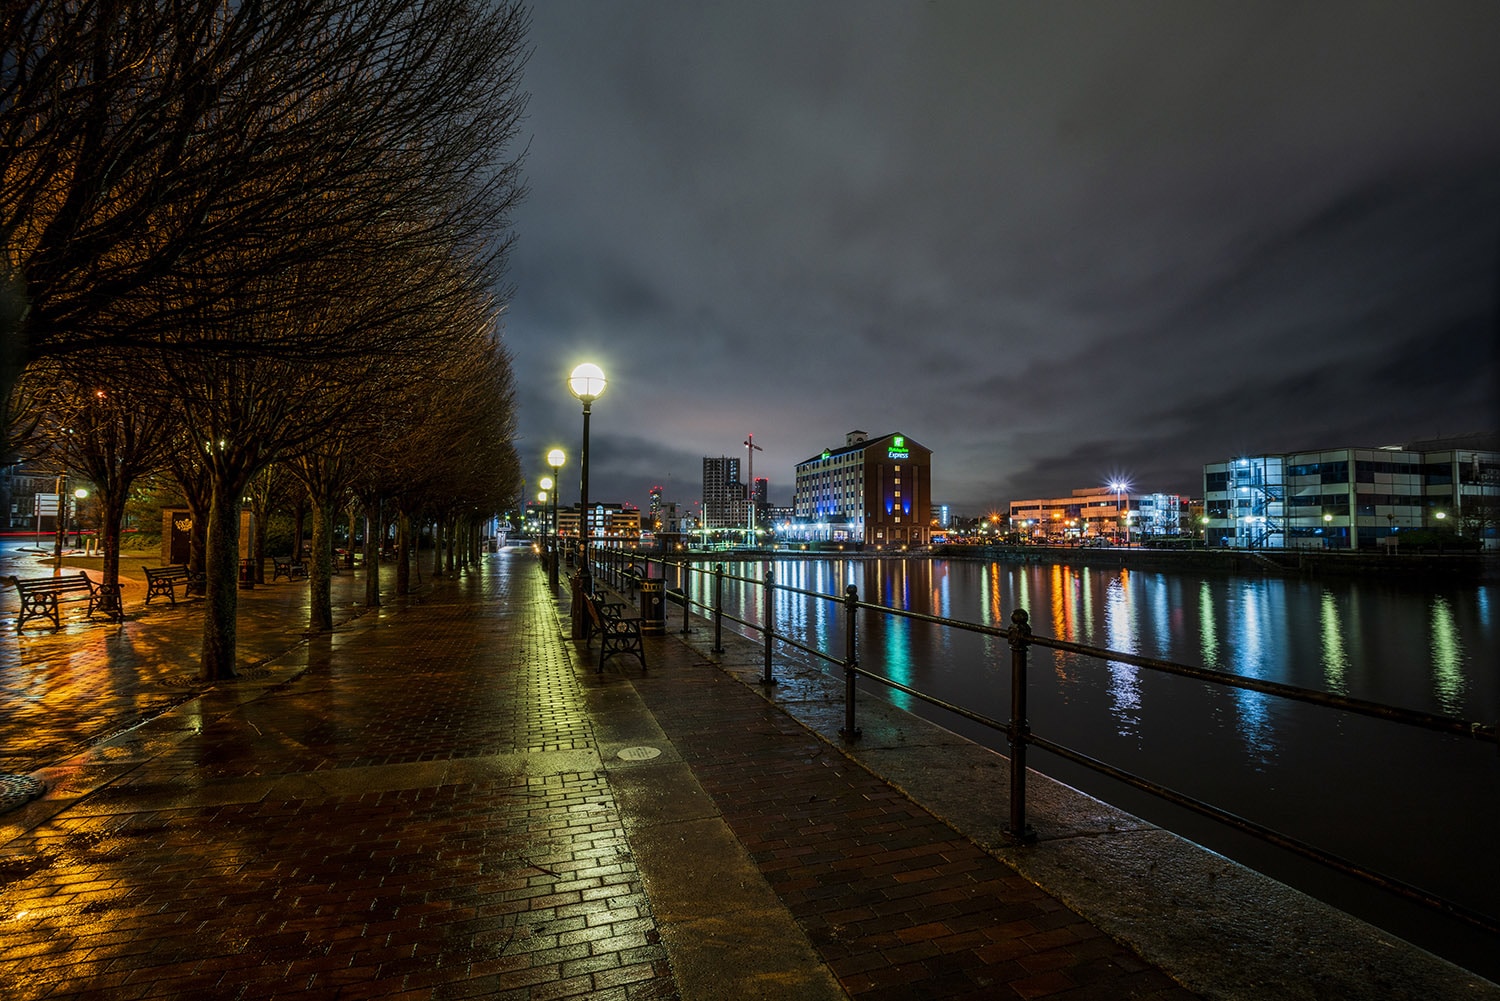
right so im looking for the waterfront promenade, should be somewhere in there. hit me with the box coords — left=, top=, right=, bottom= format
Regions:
left=0, top=545, right=1493, bottom=999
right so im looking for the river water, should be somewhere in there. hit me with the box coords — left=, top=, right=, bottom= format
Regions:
left=694, top=555, right=1500, bottom=974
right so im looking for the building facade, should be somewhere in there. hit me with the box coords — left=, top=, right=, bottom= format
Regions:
left=791, top=431, right=932, bottom=546
left=554, top=503, right=642, bottom=543
left=701, top=456, right=745, bottom=529
left=1008, top=487, right=1189, bottom=540
left=1202, top=434, right=1500, bottom=550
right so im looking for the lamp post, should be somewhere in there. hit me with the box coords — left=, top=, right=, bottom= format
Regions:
left=568, top=363, right=606, bottom=597
left=537, top=484, right=551, bottom=570
left=547, top=448, right=566, bottom=588
left=1109, top=481, right=1129, bottom=545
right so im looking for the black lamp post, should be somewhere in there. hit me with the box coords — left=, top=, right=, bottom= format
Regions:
left=537, top=485, right=550, bottom=569
left=547, top=448, right=566, bottom=589
left=569, top=363, right=606, bottom=595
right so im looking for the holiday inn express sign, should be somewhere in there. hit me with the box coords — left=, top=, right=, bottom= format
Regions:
left=887, top=436, right=910, bottom=459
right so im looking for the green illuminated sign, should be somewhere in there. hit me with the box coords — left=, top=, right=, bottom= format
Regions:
left=887, top=436, right=909, bottom=459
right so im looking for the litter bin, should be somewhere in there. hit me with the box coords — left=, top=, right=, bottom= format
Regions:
left=238, top=558, right=255, bottom=589
left=638, top=578, right=666, bottom=635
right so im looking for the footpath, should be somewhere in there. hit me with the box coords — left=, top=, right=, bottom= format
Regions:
left=0, top=547, right=1493, bottom=1000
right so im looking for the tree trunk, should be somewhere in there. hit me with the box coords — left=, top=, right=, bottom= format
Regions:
left=308, top=495, right=334, bottom=631
left=99, top=491, right=126, bottom=590
left=432, top=518, right=444, bottom=577
left=347, top=504, right=358, bottom=568
left=292, top=498, right=306, bottom=558
left=396, top=512, right=411, bottom=595
left=249, top=492, right=271, bottom=583
left=363, top=497, right=381, bottom=608
left=200, top=485, right=242, bottom=681
left=186, top=495, right=209, bottom=595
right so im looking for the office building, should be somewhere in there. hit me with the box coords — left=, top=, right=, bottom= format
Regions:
left=1008, top=487, right=1189, bottom=540
left=1202, top=433, right=1500, bottom=549
left=554, top=503, right=642, bottom=543
left=791, top=430, right=932, bottom=546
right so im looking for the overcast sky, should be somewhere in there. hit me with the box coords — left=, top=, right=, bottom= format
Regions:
left=502, top=1, right=1500, bottom=515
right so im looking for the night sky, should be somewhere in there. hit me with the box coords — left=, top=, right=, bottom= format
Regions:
left=503, top=2, right=1500, bottom=515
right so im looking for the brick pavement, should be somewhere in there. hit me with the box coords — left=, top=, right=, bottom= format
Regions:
left=1, top=552, right=680, bottom=999
left=623, top=631, right=1192, bottom=1001
left=0, top=548, right=1201, bottom=999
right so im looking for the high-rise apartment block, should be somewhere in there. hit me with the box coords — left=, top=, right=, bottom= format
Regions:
left=702, top=456, right=746, bottom=529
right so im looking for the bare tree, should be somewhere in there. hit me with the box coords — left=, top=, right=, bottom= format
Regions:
left=1, top=0, right=530, bottom=453
left=27, top=358, right=178, bottom=590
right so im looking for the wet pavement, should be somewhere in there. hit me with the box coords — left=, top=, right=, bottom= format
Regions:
left=0, top=546, right=1493, bottom=999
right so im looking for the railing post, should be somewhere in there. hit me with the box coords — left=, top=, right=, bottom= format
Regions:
left=840, top=584, right=861, bottom=741
left=680, top=560, right=692, bottom=634
left=761, top=566, right=777, bottom=685
left=1007, top=607, right=1036, bottom=843
left=712, top=562, right=725, bottom=653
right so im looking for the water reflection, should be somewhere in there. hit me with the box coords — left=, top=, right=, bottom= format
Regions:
left=1198, top=581, right=1219, bottom=669
left=719, top=556, right=1497, bottom=739
left=1103, top=572, right=1141, bottom=738
left=1429, top=595, right=1465, bottom=715
left=1319, top=590, right=1349, bottom=695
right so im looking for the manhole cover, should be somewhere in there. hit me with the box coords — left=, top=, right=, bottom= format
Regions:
left=616, top=746, right=661, bottom=761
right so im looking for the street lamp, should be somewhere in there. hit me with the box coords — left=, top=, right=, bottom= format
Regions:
left=547, top=448, right=566, bottom=588
left=568, top=363, right=606, bottom=597
left=537, top=480, right=552, bottom=571
left=1109, top=481, right=1130, bottom=544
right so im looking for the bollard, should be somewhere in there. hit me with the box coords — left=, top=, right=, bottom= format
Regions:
left=1007, top=608, right=1036, bottom=843
left=840, top=584, right=861, bottom=741
left=712, top=562, right=725, bottom=653
left=761, top=566, right=777, bottom=685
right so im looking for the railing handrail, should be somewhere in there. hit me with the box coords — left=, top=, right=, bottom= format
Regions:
left=589, top=545, right=1500, bottom=936
left=594, top=545, right=1497, bottom=745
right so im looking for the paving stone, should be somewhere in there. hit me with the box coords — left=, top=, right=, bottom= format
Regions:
left=0, top=547, right=1201, bottom=1000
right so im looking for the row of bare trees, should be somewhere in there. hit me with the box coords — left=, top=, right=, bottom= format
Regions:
left=2, top=0, right=530, bottom=679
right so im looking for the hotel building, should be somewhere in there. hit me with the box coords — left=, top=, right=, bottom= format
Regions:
left=791, top=431, right=931, bottom=546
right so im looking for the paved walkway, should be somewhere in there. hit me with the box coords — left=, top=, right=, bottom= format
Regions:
left=0, top=547, right=1201, bottom=999
left=0, top=547, right=1493, bottom=1000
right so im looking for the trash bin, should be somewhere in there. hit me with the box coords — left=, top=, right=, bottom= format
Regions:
left=638, top=578, right=665, bottom=635
left=238, top=558, right=255, bottom=589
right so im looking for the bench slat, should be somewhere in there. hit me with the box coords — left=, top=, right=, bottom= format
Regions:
left=582, top=592, right=646, bottom=674
left=12, top=572, right=120, bottom=630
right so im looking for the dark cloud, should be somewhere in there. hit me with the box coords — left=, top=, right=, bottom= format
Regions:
left=503, top=2, right=1500, bottom=513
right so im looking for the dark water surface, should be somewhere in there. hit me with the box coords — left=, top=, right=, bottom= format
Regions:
left=697, top=556, right=1499, bottom=975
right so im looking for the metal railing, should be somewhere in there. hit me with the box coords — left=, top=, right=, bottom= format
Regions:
left=581, top=546, right=1500, bottom=936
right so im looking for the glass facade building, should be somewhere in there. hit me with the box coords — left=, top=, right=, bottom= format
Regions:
left=1203, top=436, right=1499, bottom=550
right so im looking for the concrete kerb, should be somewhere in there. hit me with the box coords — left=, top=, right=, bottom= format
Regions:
left=634, top=595, right=1498, bottom=1001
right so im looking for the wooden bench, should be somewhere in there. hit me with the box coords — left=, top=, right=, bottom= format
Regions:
left=143, top=565, right=200, bottom=605
left=583, top=592, right=646, bottom=674
left=272, top=557, right=308, bottom=582
left=12, top=572, right=122, bottom=630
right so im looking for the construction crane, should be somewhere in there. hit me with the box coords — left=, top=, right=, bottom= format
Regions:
left=744, top=434, right=763, bottom=546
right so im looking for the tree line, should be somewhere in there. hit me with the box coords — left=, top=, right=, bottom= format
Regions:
left=2, top=0, right=530, bottom=679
